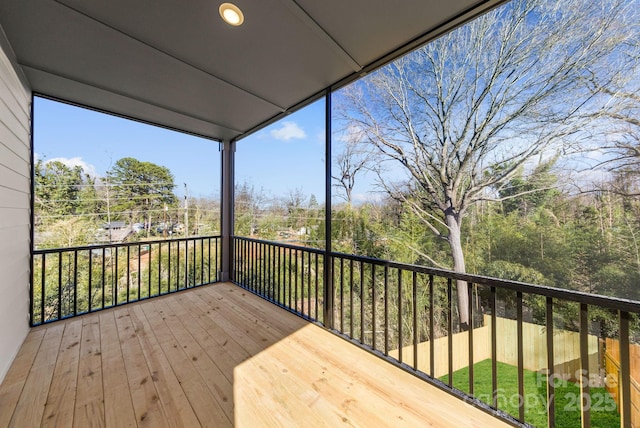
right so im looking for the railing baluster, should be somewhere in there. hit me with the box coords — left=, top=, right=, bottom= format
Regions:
left=546, top=296, right=555, bottom=427
left=340, top=258, right=345, bottom=333
left=619, top=310, right=631, bottom=428
left=30, top=254, right=36, bottom=325
left=447, top=277, right=453, bottom=387
left=429, top=274, right=434, bottom=377
left=307, top=251, right=312, bottom=317
left=288, top=247, right=292, bottom=309
left=192, top=239, right=196, bottom=287
left=259, top=241, right=263, bottom=294
left=273, top=243, right=277, bottom=300
left=350, top=259, right=354, bottom=338
left=101, top=247, right=106, bottom=309
left=398, top=269, right=403, bottom=363
left=360, top=261, right=365, bottom=344
left=413, top=271, right=418, bottom=371
left=517, top=291, right=524, bottom=422
left=73, top=250, right=78, bottom=316
left=184, top=239, right=188, bottom=288
left=158, top=243, right=162, bottom=294
left=579, top=303, right=590, bottom=428
left=127, top=245, right=131, bottom=302
left=148, top=243, right=153, bottom=296
left=168, top=241, right=172, bottom=293
left=294, top=249, right=299, bottom=313
left=215, top=237, right=219, bottom=281
left=315, top=253, right=319, bottom=320
left=468, top=282, right=474, bottom=396
left=251, top=242, right=260, bottom=293
left=115, top=246, right=119, bottom=305
left=41, top=253, right=46, bottom=323
left=373, top=264, right=377, bottom=351
left=57, top=251, right=62, bottom=320
left=201, top=237, right=204, bottom=284
left=491, top=286, right=497, bottom=408
left=384, top=265, right=389, bottom=355
left=88, top=250, right=92, bottom=313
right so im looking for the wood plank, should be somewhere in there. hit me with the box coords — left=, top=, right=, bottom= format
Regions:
left=1, top=284, right=519, bottom=427
left=0, top=329, right=45, bottom=427
left=161, top=296, right=234, bottom=419
left=292, top=322, right=510, bottom=427
left=41, top=319, right=83, bottom=427
left=185, top=287, right=284, bottom=357
left=73, top=317, right=105, bottom=428
left=140, top=299, right=231, bottom=427
left=99, top=311, right=136, bottom=428
left=203, top=285, right=303, bottom=336
left=179, top=289, right=252, bottom=368
left=234, top=335, right=359, bottom=427
left=8, top=324, right=64, bottom=427
left=128, top=304, right=202, bottom=427
left=112, top=307, right=168, bottom=428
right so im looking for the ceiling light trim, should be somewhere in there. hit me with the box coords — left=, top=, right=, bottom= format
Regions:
left=219, top=3, right=244, bottom=26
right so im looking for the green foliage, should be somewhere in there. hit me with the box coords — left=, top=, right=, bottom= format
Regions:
left=35, top=159, right=93, bottom=223
left=107, top=157, right=178, bottom=225
left=500, top=159, right=561, bottom=216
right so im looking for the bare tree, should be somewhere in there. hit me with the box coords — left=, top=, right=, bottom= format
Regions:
left=332, top=130, right=373, bottom=205
left=336, top=0, right=637, bottom=328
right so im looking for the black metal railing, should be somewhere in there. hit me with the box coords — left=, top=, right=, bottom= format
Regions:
left=233, top=236, right=324, bottom=323
left=31, top=235, right=221, bottom=326
left=233, top=236, right=640, bottom=428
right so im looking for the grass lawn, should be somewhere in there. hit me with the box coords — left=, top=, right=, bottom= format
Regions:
left=440, top=359, right=620, bottom=427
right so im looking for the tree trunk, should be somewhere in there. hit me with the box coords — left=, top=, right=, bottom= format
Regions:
left=445, top=211, right=469, bottom=330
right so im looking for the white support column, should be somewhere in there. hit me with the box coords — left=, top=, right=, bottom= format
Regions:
left=220, top=139, right=235, bottom=282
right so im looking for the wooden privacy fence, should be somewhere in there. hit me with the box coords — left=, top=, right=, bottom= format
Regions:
left=604, top=338, right=640, bottom=427
left=389, top=315, right=600, bottom=380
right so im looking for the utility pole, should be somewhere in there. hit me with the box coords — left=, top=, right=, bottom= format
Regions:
left=184, top=183, right=189, bottom=237
left=105, top=177, right=112, bottom=243
left=163, top=204, right=167, bottom=238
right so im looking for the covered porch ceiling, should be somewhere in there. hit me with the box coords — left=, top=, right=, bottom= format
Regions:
left=0, top=0, right=502, bottom=142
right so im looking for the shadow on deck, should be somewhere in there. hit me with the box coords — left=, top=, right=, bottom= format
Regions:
left=0, top=283, right=510, bottom=427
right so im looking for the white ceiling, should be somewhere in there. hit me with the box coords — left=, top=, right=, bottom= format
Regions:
left=0, top=0, right=502, bottom=142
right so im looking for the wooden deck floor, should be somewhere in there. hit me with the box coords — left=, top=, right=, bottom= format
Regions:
left=0, top=283, right=510, bottom=427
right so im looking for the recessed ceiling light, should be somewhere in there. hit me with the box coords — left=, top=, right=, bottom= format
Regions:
left=219, top=3, right=244, bottom=26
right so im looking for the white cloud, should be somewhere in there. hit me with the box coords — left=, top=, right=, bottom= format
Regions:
left=46, top=156, right=98, bottom=178
left=270, top=121, right=306, bottom=141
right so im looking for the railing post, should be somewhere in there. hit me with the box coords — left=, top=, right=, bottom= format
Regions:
left=323, top=89, right=334, bottom=329
left=220, top=139, right=235, bottom=282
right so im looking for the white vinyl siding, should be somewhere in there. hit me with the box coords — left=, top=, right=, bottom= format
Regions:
left=0, top=28, right=31, bottom=383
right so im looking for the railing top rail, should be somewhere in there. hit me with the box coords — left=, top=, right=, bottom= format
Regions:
left=234, top=235, right=325, bottom=255
left=233, top=235, right=640, bottom=314
left=34, top=235, right=222, bottom=255
left=333, top=251, right=640, bottom=314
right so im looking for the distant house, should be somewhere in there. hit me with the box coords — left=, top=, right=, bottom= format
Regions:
left=102, top=221, right=127, bottom=230
left=96, top=221, right=132, bottom=243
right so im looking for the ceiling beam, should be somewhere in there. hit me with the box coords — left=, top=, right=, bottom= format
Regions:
left=22, top=64, right=245, bottom=136
left=277, top=0, right=363, bottom=73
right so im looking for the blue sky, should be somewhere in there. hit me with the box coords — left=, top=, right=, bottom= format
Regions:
left=34, top=96, right=367, bottom=204
left=35, top=97, right=222, bottom=199
left=235, top=99, right=327, bottom=203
